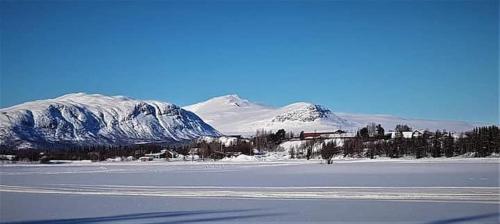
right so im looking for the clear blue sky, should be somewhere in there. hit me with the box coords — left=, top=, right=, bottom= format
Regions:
left=1, top=0, right=498, bottom=123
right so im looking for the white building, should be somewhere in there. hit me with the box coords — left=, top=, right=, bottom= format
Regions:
left=388, top=130, right=424, bottom=139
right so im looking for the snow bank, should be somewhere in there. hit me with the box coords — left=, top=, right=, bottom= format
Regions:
left=221, top=154, right=258, bottom=162
left=279, top=140, right=307, bottom=151
left=278, top=139, right=345, bottom=154
left=221, top=151, right=290, bottom=162
left=106, top=157, right=123, bottom=162
left=199, top=136, right=241, bottom=147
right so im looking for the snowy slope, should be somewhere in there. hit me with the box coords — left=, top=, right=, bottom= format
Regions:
left=0, top=93, right=220, bottom=149
left=184, top=95, right=357, bottom=135
left=184, top=95, right=483, bottom=135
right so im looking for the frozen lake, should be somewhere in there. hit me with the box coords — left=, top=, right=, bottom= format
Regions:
left=1, top=159, right=499, bottom=223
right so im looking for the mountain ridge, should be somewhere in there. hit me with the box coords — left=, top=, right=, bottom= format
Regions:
left=184, top=95, right=358, bottom=135
left=0, top=93, right=220, bottom=149
left=0, top=93, right=489, bottom=149
left=184, top=94, right=485, bottom=135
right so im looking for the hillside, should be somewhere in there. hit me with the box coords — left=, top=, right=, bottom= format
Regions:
left=0, top=93, right=220, bottom=149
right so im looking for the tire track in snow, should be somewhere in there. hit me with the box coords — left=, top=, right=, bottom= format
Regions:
left=1, top=184, right=498, bottom=204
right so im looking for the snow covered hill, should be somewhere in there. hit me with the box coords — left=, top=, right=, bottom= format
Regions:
left=184, top=95, right=482, bottom=135
left=0, top=93, right=220, bottom=149
left=184, top=95, right=357, bottom=135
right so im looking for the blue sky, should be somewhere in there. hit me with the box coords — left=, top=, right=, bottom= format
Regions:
left=1, top=0, right=498, bottom=123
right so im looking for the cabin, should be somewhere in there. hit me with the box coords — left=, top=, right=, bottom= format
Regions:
left=142, top=149, right=178, bottom=161
left=144, top=149, right=168, bottom=159
left=164, top=150, right=179, bottom=159
left=144, top=152, right=163, bottom=159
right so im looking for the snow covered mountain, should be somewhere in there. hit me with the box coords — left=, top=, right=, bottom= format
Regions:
left=184, top=95, right=482, bottom=135
left=184, top=95, right=357, bottom=135
left=0, top=93, right=220, bottom=149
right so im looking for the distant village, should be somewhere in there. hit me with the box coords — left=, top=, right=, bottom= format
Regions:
left=1, top=124, right=499, bottom=163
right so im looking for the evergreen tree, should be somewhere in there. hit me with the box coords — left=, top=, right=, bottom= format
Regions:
left=395, top=124, right=412, bottom=133
left=432, top=130, right=442, bottom=157
left=357, top=127, right=369, bottom=139
left=376, top=124, right=385, bottom=139
left=443, top=133, right=454, bottom=157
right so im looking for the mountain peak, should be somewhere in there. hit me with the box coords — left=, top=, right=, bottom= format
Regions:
left=211, top=94, right=248, bottom=106
left=184, top=95, right=355, bottom=134
left=184, top=94, right=259, bottom=113
left=220, top=94, right=241, bottom=99
left=0, top=93, right=220, bottom=149
left=57, top=92, right=89, bottom=98
left=272, top=102, right=333, bottom=123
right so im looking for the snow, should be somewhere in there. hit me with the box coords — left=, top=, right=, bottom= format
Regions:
left=278, top=140, right=307, bottom=151
left=199, top=136, right=240, bottom=147
left=277, top=139, right=344, bottom=156
left=105, top=157, right=123, bottom=162
left=184, top=95, right=484, bottom=136
left=184, top=95, right=357, bottom=135
left=220, top=151, right=290, bottom=162
left=0, top=93, right=220, bottom=148
left=0, top=93, right=490, bottom=149
left=221, top=154, right=258, bottom=162
left=1, top=93, right=483, bottom=149
left=1, top=193, right=498, bottom=223
left=0, top=160, right=498, bottom=223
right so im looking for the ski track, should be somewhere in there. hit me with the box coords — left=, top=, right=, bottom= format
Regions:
left=1, top=184, right=498, bottom=204
left=0, top=161, right=309, bottom=175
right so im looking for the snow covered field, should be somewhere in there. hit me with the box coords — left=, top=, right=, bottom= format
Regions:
left=1, top=159, right=499, bottom=223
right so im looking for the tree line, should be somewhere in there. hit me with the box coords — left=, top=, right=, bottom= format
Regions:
left=0, top=144, right=165, bottom=162
left=1, top=125, right=498, bottom=162
left=321, top=125, right=500, bottom=163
